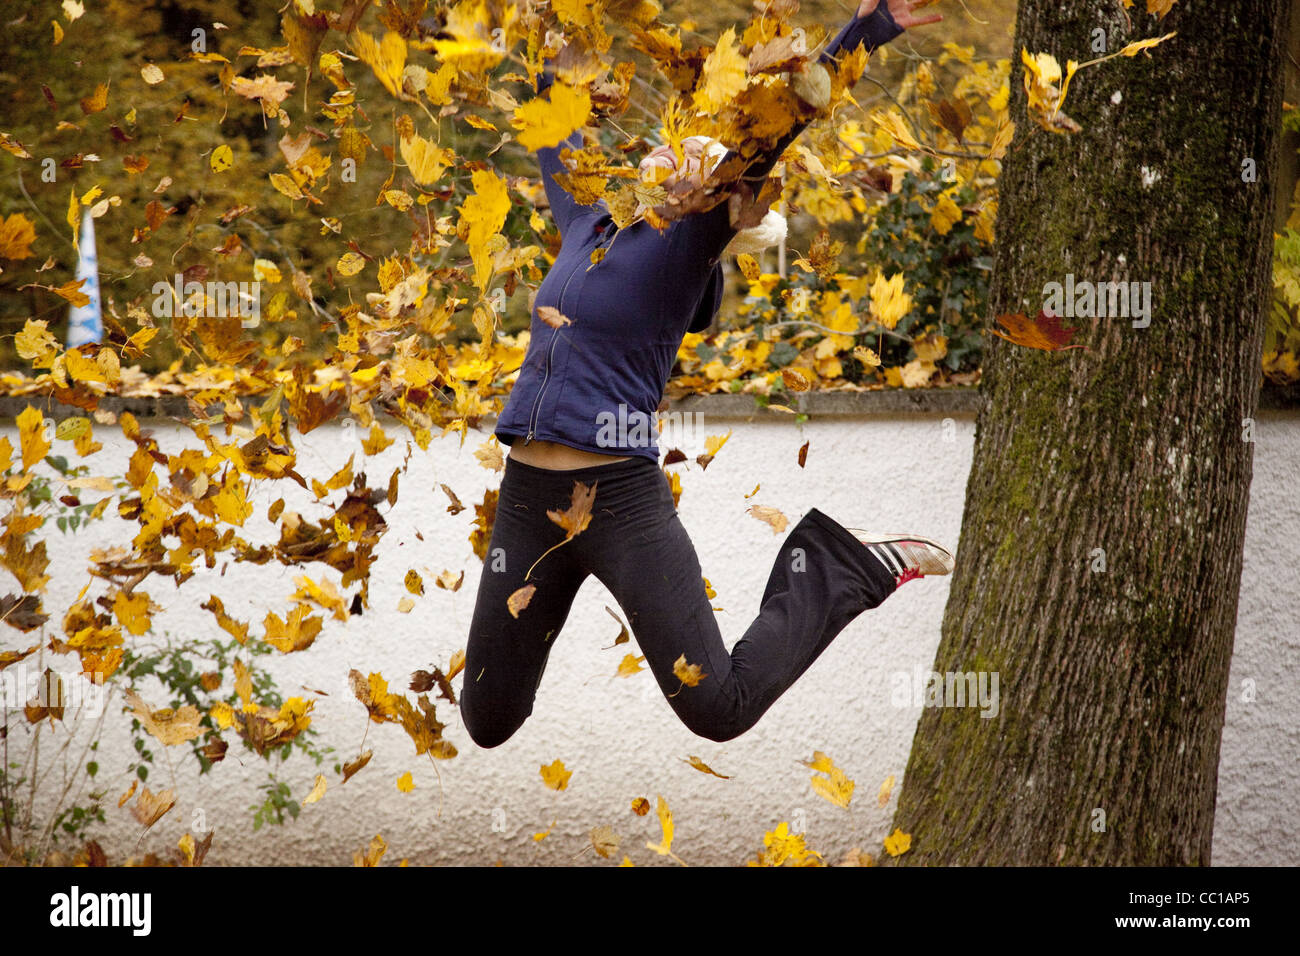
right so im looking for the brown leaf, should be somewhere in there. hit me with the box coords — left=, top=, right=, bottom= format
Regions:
left=508, top=583, right=536, bottom=618
left=537, top=306, right=573, bottom=329
left=547, top=481, right=597, bottom=539
left=797, top=440, right=809, bottom=468
left=342, top=749, right=373, bottom=783
left=991, top=310, right=1087, bottom=352
left=602, top=605, right=630, bottom=648
left=130, top=786, right=176, bottom=828
left=683, top=755, right=732, bottom=779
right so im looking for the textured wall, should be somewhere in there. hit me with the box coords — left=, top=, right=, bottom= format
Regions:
left=2, top=408, right=1294, bottom=865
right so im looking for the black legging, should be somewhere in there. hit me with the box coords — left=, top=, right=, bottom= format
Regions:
left=460, top=453, right=896, bottom=747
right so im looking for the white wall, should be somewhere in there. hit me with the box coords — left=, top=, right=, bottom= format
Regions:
left=2, top=407, right=1295, bottom=865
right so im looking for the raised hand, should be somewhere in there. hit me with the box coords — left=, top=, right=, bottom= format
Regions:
left=856, top=0, right=943, bottom=29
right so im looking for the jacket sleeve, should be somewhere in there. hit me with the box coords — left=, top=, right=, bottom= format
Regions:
left=668, top=6, right=905, bottom=266
left=533, top=68, right=598, bottom=237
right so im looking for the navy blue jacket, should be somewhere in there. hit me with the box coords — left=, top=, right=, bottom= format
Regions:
left=494, top=7, right=904, bottom=461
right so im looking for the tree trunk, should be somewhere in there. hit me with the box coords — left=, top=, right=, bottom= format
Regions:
left=890, top=0, right=1289, bottom=865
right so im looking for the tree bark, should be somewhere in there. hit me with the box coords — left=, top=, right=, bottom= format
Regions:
left=890, top=0, right=1289, bottom=865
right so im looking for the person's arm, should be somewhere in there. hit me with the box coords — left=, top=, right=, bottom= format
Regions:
left=533, top=67, right=599, bottom=236
left=669, top=1, right=933, bottom=265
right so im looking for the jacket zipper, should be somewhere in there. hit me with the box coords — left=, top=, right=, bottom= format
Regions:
left=525, top=252, right=581, bottom=443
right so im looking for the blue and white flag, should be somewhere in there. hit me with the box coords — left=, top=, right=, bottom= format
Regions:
left=66, top=208, right=103, bottom=347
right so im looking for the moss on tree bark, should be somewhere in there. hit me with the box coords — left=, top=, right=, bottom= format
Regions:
left=889, top=0, right=1290, bottom=865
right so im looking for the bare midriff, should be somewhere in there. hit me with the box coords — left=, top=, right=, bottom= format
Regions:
left=508, top=438, right=632, bottom=470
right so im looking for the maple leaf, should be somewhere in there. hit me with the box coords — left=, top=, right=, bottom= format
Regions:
left=614, top=653, right=645, bottom=678
left=696, top=429, right=732, bottom=470
left=540, top=758, right=572, bottom=791
left=696, top=27, right=748, bottom=113
left=671, top=653, right=708, bottom=690
left=991, top=310, right=1087, bottom=352
left=0, top=213, right=37, bottom=260
left=883, top=828, right=913, bottom=857
left=547, top=480, right=597, bottom=539
left=457, top=169, right=511, bottom=294
left=513, top=81, right=592, bottom=151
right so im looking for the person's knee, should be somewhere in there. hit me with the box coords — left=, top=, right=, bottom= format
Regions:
left=461, top=695, right=524, bottom=749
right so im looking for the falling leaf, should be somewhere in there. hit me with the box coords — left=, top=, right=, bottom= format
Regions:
left=590, top=825, right=620, bottom=859
left=802, top=750, right=855, bottom=808
left=131, top=786, right=176, bottom=828
left=537, top=306, right=572, bottom=329
left=547, top=481, right=596, bottom=539
left=540, top=759, right=572, bottom=791
left=342, top=749, right=373, bottom=783
left=696, top=429, right=732, bottom=470
left=396, top=772, right=415, bottom=793
left=474, top=439, right=504, bottom=471
left=797, top=440, right=809, bottom=468
left=671, top=654, right=707, bottom=689
left=0, top=214, right=37, bottom=260
left=124, top=689, right=203, bottom=747
left=683, top=755, right=731, bottom=779
left=614, top=653, right=645, bottom=678
left=883, top=828, right=912, bottom=857
left=602, top=605, right=630, bottom=647
left=878, top=774, right=896, bottom=808
left=513, top=81, right=591, bottom=151
left=141, top=64, right=165, bottom=85
left=210, top=144, right=233, bottom=173
left=991, top=310, right=1087, bottom=351
left=696, top=27, right=748, bottom=113
left=507, top=583, right=536, bottom=618
left=404, top=569, right=424, bottom=595
left=631, top=797, right=651, bottom=816
left=747, top=505, right=788, bottom=534
left=644, top=794, right=685, bottom=865
left=304, top=774, right=327, bottom=804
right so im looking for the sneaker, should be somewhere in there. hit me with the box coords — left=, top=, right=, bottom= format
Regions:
left=846, top=529, right=955, bottom=585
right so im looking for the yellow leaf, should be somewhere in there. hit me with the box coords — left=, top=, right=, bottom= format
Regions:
left=614, top=653, right=645, bottom=678
left=883, top=828, right=912, bottom=857
left=270, top=172, right=304, bottom=200
left=0, top=213, right=37, bottom=260
left=210, top=144, right=233, bottom=173
left=304, top=774, right=327, bottom=804
left=672, top=653, right=707, bottom=688
left=17, top=405, right=50, bottom=470
left=540, top=758, right=572, bottom=791
left=878, top=774, right=896, bottom=808
left=930, top=194, right=962, bottom=235
left=645, top=794, right=684, bottom=864
left=141, top=63, right=165, bottom=85
left=457, top=169, right=510, bottom=294
left=396, top=772, right=415, bottom=793
left=513, top=81, right=592, bottom=151
left=15, top=319, right=58, bottom=366
left=399, top=134, right=454, bottom=187
left=1119, top=31, right=1177, bottom=56
left=353, top=30, right=408, bottom=98
left=336, top=252, right=366, bottom=277
left=696, top=27, right=748, bottom=113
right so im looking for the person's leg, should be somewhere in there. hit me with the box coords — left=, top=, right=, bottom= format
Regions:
left=574, top=458, right=898, bottom=742
left=460, top=456, right=591, bottom=748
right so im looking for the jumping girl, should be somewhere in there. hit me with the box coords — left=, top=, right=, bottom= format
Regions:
left=461, top=0, right=952, bottom=748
